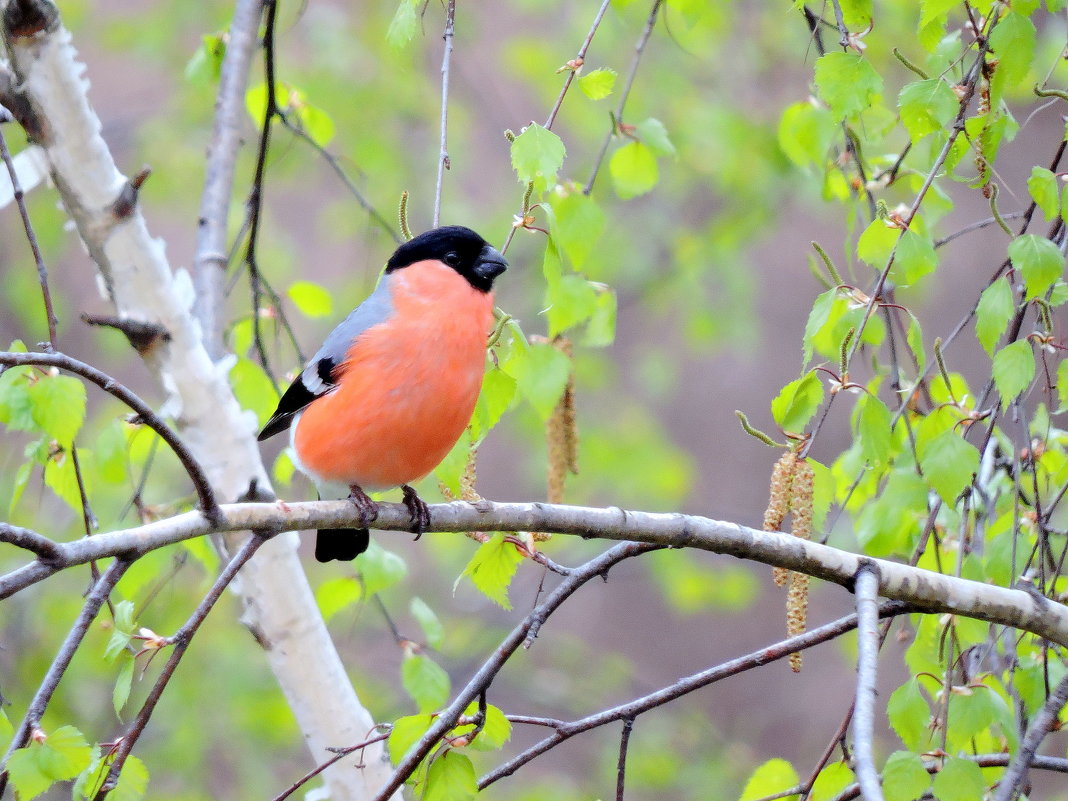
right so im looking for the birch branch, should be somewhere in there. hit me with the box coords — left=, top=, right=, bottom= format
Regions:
left=852, top=565, right=884, bottom=801
left=0, top=3, right=397, bottom=797
left=4, top=499, right=1068, bottom=649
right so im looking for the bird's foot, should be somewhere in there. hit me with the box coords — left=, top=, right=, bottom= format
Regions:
left=347, top=485, right=379, bottom=528
left=401, top=484, right=431, bottom=540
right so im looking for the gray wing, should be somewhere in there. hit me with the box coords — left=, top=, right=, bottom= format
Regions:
left=257, top=276, right=394, bottom=441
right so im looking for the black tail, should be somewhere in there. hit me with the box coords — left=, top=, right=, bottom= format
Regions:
left=315, top=528, right=370, bottom=562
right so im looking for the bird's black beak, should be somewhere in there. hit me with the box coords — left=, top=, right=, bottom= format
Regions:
left=474, top=244, right=508, bottom=283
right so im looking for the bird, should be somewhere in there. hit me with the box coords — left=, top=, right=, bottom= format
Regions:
left=257, top=225, right=508, bottom=561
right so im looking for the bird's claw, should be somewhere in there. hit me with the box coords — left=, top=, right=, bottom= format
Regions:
left=347, top=485, right=379, bottom=528
left=401, top=485, right=431, bottom=540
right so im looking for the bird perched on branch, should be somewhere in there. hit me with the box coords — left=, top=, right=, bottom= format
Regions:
left=258, top=226, right=508, bottom=561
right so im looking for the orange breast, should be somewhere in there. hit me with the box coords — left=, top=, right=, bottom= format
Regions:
left=292, top=260, right=494, bottom=490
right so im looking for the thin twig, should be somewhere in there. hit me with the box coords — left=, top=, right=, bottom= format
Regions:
left=92, top=534, right=266, bottom=799
left=583, top=0, right=663, bottom=197
left=0, top=351, right=220, bottom=521
left=193, top=0, right=266, bottom=359
left=371, top=541, right=659, bottom=800
left=433, top=0, right=456, bottom=228
left=934, top=211, right=1027, bottom=248
left=992, top=671, right=1068, bottom=801
left=615, top=718, right=634, bottom=801
left=268, top=731, right=391, bottom=801
left=852, top=565, right=885, bottom=801
left=480, top=601, right=911, bottom=788
left=828, top=0, right=850, bottom=49
left=0, top=559, right=130, bottom=796
left=544, top=0, right=612, bottom=129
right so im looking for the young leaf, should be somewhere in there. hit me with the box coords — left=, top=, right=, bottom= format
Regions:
left=470, top=365, right=516, bottom=444
left=113, top=657, right=135, bottom=718
left=808, top=762, right=855, bottom=801
left=401, top=653, right=451, bottom=714
left=898, top=79, right=958, bottom=140
left=386, top=0, right=419, bottom=48
left=1027, top=166, right=1060, bottom=220
left=929, top=756, right=984, bottom=801
left=359, top=541, right=408, bottom=597
left=917, top=429, right=979, bottom=504
left=457, top=533, right=524, bottom=610
left=1008, top=234, right=1064, bottom=299
left=882, top=751, right=931, bottom=801
left=28, top=374, right=86, bottom=448
left=0, top=366, right=35, bottom=431
left=770, top=372, right=824, bottom=433
left=739, top=758, right=799, bottom=801
left=893, top=229, right=937, bottom=286
left=409, top=597, right=445, bottom=649
left=974, top=279, right=1014, bottom=356
left=778, top=102, right=836, bottom=167
left=315, top=576, right=363, bottom=621
left=1058, top=358, right=1068, bottom=413
left=105, top=755, right=149, bottom=801
left=609, top=141, right=659, bottom=199
left=424, top=750, right=477, bottom=801
left=992, top=340, right=1035, bottom=408
left=635, top=118, right=675, bottom=157
left=987, top=11, right=1036, bottom=91
left=577, top=68, right=616, bottom=100
left=8, top=725, right=92, bottom=801
left=388, top=713, right=434, bottom=765
left=886, top=679, right=930, bottom=750
left=814, top=51, right=883, bottom=119
left=504, top=341, right=571, bottom=420
left=802, top=288, right=840, bottom=367
left=287, top=280, right=334, bottom=318
left=510, top=123, right=566, bottom=193
left=455, top=702, right=511, bottom=751
left=550, top=190, right=606, bottom=268
left=856, top=394, right=892, bottom=467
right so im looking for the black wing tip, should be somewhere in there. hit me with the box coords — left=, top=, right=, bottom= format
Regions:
left=257, top=414, right=291, bottom=442
left=315, top=529, right=370, bottom=562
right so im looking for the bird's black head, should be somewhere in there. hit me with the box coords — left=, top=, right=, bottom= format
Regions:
left=385, top=225, right=508, bottom=293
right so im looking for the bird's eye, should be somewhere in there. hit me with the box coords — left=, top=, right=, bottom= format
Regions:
left=443, top=252, right=461, bottom=267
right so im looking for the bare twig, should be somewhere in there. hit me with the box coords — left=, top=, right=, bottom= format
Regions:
left=371, top=541, right=658, bottom=800
left=544, top=0, right=612, bottom=129
left=268, top=731, right=391, bottom=801
left=193, top=0, right=266, bottom=359
left=0, top=559, right=130, bottom=796
left=828, top=0, right=850, bottom=49
left=992, top=671, right=1068, bottom=801
left=934, top=211, right=1027, bottom=248
left=433, top=0, right=456, bottom=228
left=583, top=0, right=663, bottom=196
left=852, top=565, right=884, bottom=801
left=92, top=534, right=267, bottom=799
left=0, top=350, right=220, bottom=520
left=616, top=718, right=634, bottom=801
left=480, top=602, right=910, bottom=788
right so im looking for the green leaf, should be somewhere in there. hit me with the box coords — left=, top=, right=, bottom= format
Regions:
left=930, top=756, right=984, bottom=801
left=771, top=372, right=824, bottom=434
left=6, top=748, right=52, bottom=801
left=814, top=51, right=883, bottom=119
left=470, top=365, right=516, bottom=443
left=894, top=229, right=937, bottom=286
left=184, top=33, right=225, bottom=85
left=583, top=285, right=617, bottom=347
left=401, top=653, right=451, bottom=713
left=577, top=68, right=616, bottom=100
left=44, top=449, right=88, bottom=513
left=1028, top=166, right=1060, bottom=221
left=388, top=713, right=434, bottom=765
left=315, top=576, right=363, bottom=621
left=635, top=118, right=675, bottom=157
left=8, top=726, right=92, bottom=801
left=550, top=190, right=606, bottom=268
left=992, top=340, right=1035, bottom=408
left=424, top=751, right=477, bottom=801
left=1058, top=358, right=1068, bottom=412
left=287, top=280, right=334, bottom=318
left=898, top=79, right=958, bottom=140
left=0, top=366, right=35, bottom=431
left=359, top=540, right=408, bottom=597
left=857, top=394, right=892, bottom=467
left=739, top=758, right=799, bottom=801
left=945, top=687, right=996, bottom=749
left=917, top=429, right=979, bottom=504
left=546, top=274, right=598, bottom=336
left=857, top=219, right=898, bottom=267
left=609, top=141, right=659, bottom=199
left=245, top=81, right=288, bottom=124
left=1008, top=234, right=1064, bottom=299
left=113, top=657, right=135, bottom=718
left=298, top=103, right=335, bottom=148
left=778, top=102, right=836, bottom=168
left=906, top=311, right=927, bottom=377
left=974, top=279, right=1014, bottom=356
left=510, top=123, right=566, bottom=193
left=883, top=751, right=931, bottom=801
left=0, top=708, right=11, bottom=744
left=809, top=762, right=855, bottom=801
left=95, top=419, right=128, bottom=485
left=28, top=374, right=86, bottom=448
left=454, top=702, right=511, bottom=751
left=386, top=0, right=420, bottom=48
left=887, top=679, right=930, bottom=750
left=105, top=755, right=149, bottom=801
left=504, top=341, right=571, bottom=420
left=802, top=288, right=839, bottom=367
left=987, top=11, right=1035, bottom=91
left=457, top=533, right=524, bottom=610
left=409, top=597, right=444, bottom=649
left=229, top=358, right=278, bottom=427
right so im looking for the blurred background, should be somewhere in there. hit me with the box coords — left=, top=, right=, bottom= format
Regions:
left=2, top=1, right=1067, bottom=798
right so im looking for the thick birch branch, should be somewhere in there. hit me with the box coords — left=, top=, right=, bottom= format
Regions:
left=0, top=3, right=395, bottom=797
left=3, top=499, right=1067, bottom=648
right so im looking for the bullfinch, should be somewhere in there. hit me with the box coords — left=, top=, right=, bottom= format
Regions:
left=258, top=226, right=508, bottom=561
